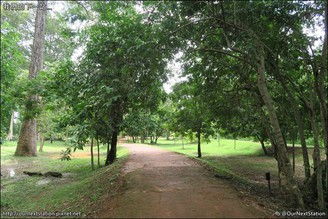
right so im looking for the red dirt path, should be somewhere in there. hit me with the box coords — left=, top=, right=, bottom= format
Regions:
left=97, top=143, right=272, bottom=218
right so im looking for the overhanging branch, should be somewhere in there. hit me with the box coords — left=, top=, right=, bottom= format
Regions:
left=197, top=47, right=253, bottom=66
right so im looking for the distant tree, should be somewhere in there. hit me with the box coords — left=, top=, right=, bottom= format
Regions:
left=171, top=81, right=213, bottom=158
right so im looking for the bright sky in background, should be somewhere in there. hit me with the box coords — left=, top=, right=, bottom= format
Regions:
left=164, top=52, right=185, bottom=93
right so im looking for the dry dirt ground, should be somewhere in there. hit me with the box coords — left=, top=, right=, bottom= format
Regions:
left=97, top=143, right=273, bottom=218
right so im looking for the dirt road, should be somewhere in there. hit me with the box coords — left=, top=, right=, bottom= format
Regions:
left=98, top=143, right=270, bottom=218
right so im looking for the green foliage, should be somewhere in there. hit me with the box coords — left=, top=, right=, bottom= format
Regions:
left=122, top=106, right=168, bottom=143
left=60, top=147, right=72, bottom=161
left=49, top=2, right=170, bottom=156
left=170, top=81, right=214, bottom=141
left=0, top=21, right=26, bottom=138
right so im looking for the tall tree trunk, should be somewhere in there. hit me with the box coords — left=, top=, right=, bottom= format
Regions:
left=311, top=117, right=324, bottom=210
left=15, top=1, right=47, bottom=156
left=292, top=132, right=295, bottom=174
left=97, top=137, right=100, bottom=168
left=91, top=138, right=95, bottom=171
left=278, top=76, right=311, bottom=179
left=256, top=47, right=304, bottom=208
left=197, top=127, right=202, bottom=158
left=315, top=164, right=325, bottom=210
left=324, top=1, right=328, bottom=206
left=313, top=4, right=327, bottom=203
left=257, top=104, right=277, bottom=156
left=6, top=111, right=14, bottom=141
left=259, top=107, right=283, bottom=187
left=311, top=112, right=325, bottom=210
left=309, top=72, right=325, bottom=209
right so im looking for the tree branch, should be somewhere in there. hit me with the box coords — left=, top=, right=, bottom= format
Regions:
left=73, top=0, right=90, bottom=18
left=169, top=17, right=214, bottom=36
left=197, top=47, right=253, bottom=66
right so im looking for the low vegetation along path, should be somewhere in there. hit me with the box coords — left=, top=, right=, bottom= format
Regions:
left=98, top=143, right=269, bottom=218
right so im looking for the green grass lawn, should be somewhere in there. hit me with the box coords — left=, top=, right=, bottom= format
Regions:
left=155, top=138, right=265, bottom=157
left=1, top=140, right=128, bottom=217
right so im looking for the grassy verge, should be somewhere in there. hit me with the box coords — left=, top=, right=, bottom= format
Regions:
left=151, top=138, right=322, bottom=210
left=153, top=138, right=271, bottom=189
left=1, top=141, right=128, bottom=218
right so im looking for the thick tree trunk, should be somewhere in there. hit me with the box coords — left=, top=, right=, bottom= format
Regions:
left=316, top=163, right=325, bottom=210
left=106, top=131, right=118, bottom=165
left=324, top=2, right=328, bottom=206
left=6, top=111, right=14, bottom=141
left=309, top=82, right=325, bottom=209
left=197, top=128, right=202, bottom=158
left=15, top=1, right=47, bottom=157
left=15, top=119, right=37, bottom=156
left=257, top=105, right=277, bottom=156
left=258, top=103, right=282, bottom=179
left=256, top=48, right=304, bottom=208
left=305, top=160, right=327, bottom=204
left=313, top=4, right=327, bottom=201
